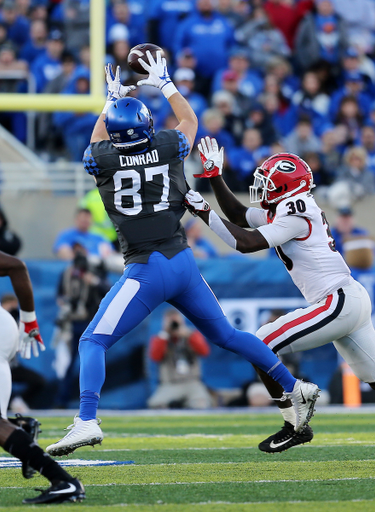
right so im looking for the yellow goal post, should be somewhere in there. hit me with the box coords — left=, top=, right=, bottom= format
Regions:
left=0, top=0, right=106, bottom=113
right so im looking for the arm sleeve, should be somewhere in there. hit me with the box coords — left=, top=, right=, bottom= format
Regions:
left=83, top=144, right=101, bottom=176
left=188, top=331, right=210, bottom=357
left=245, top=207, right=268, bottom=228
left=175, top=130, right=191, bottom=161
left=256, top=215, right=310, bottom=248
left=149, top=335, right=168, bottom=362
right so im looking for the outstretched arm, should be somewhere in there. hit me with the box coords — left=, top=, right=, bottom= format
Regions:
left=184, top=191, right=269, bottom=253
left=0, top=251, right=34, bottom=312
left=195, top=137, right=249, bottom=227
left=137, top=51, right=197, bottom=153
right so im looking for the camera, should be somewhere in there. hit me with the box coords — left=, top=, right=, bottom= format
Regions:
left=169, top=320, right=180, bottom=331
left=73, top=252, right=89, bottom=272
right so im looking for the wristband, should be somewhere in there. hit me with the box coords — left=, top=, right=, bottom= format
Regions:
left=20, top=310, right=36, bottom=323
left=162, top=82, right=178, bottom=100
left=102, top=99, right=115, bottom=114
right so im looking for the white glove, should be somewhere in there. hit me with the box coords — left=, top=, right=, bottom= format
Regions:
left=102, top=64, right=136, bottom=114
left=184, top=189, right=211, bottom=217
left=195, top=137, right=224, bottom=178
left=137, top=51, right=178, bottom=99
left=18, top=311, right=45, bottom=359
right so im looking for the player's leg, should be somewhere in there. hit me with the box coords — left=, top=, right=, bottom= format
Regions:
left=256, top=282, right=369, bottom=451
left=0, top=308, right=18, bottom=418
left=0, top=417, right=85, bottom=504
left=46, top=257, right=169, bottom=456
left=333, top=322, right=375, bottom=388
left=332, top=280, right=375, bottom=388
left=168, top=256, right=320, bottom=431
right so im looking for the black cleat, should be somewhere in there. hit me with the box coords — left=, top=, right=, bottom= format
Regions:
left=8, top=414, right=42, bottom=442
left=8, top=414, right=42, bottom=479
left=22, top=478, right=85, bottom=504
left=258, top=421, right=314, bottom=453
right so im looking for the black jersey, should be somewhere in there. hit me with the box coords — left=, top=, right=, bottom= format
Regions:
left=83, top=129, right=190, bottom=264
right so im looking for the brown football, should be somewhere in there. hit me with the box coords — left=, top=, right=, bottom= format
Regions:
left=127, top=43, right=165, bottom=75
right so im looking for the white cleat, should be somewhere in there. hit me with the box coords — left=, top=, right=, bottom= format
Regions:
left=46, top=415, right=103, bottom=456
left=284, top=380, right=320, bottom=433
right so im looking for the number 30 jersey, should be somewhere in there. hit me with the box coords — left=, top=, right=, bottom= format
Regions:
left=83, top=129, right=190, bottom=264
left=246, top=192, right=352, bottom=304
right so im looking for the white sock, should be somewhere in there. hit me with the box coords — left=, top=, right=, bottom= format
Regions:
left=280, top=406, right=296, bottom=427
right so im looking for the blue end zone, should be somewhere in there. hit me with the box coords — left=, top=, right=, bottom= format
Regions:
left=0, top=457, right=134, bottom=468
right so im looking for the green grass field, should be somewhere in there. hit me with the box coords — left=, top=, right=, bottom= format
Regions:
left=1, top=411, right=375, bottom=511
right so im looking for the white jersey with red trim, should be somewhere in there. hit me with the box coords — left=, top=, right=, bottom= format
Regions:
left=247, top=192, right=352, bottom=304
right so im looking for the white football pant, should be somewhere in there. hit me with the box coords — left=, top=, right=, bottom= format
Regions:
left=257, top=280, right=375, bottom=383
left=0, top=306, right=18, bottom=418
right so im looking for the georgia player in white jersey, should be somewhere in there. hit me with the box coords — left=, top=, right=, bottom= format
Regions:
left=185, top=137, right=375, bottom=453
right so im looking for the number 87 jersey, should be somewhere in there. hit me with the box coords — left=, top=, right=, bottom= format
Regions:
left=247, top=192, right=353, bottom=304
left=83, top=129, right=191, bottom=265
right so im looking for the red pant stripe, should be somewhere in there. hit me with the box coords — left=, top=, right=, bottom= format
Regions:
left=263, top=294, right=334, bottom=345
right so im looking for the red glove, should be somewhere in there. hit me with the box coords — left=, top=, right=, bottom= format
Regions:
left=19, top=311, right=45, bottom=359
left=194, top=136, right=224, bottom=178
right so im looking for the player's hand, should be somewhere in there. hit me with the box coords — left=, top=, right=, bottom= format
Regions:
left=137, top=51, right=177, bottom=99
left=184, top=189, right=211, bottom=217
left=195, top=137, right=224, bottom=178
left=105, top=63, right=136, bottom=101
left=19, top=317, right=45, bottom=359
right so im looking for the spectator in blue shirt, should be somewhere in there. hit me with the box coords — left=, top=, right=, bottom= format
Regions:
left=53, top=69, right=97, bottom=162
left=260, top=92, right=298, bottom=138
left=329, top=71, right=372, bottom=123
left=333, top=96, right=364, bottom=148
left=148, top=0, right=195, bottom=54
left=244, top=102, right=278, bottom=146
left=294, top=0, right=348, bottom=72
left=0, top=0, right=30, bottom=49
left=174, top=0, right=235, bottom=89
left=212, top=47, right=263, bottom=99
left=173, top=67, right=207, bottom=121
left=19, top=19, right=47, bottom=66
left=292, top=70, right=330, bottom=129
left=227, top=128, right=270, bottom=182
left=53, top=208, right=114, bottom=261
left=266, top=56, right=300, bottom=103
left=31, top=28, right=64, bottom=93
left=107, top=0, right=146, bottom=49
left=197, top=108, right=236, bottom=152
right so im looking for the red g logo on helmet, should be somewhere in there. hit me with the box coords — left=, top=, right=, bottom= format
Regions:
left=274, top=160, right=297, bottom=173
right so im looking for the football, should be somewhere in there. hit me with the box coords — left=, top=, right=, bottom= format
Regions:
left=127, top=43, right=165, bottom=75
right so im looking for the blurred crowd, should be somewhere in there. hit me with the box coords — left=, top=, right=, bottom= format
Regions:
left=1, top=0, right=375, bottom=208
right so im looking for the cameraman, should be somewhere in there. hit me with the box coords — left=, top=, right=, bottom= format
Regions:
left=53, top=243, right=110, bottom=408
left=147, top=308, right=212, bottom=409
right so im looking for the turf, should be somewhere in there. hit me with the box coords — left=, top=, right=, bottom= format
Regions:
left=1, top=412, right=375, bottom=511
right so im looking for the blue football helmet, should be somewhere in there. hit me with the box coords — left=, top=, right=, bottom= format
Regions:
left=105, top=97, right=154, bottom=151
